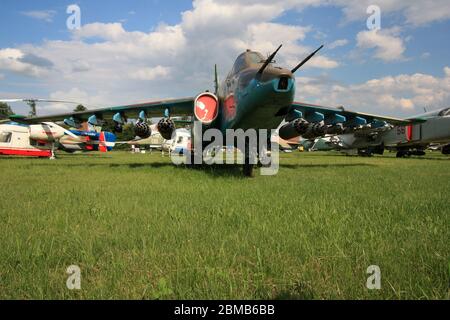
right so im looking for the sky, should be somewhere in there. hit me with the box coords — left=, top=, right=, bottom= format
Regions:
left=1, top=0, right=450, bottom=117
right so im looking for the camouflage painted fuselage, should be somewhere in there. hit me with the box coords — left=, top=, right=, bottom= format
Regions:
left=215, top=50, right=295, bottom=133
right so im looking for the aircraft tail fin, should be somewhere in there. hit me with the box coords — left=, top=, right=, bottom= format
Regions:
left=99, top=131, right=116, bottom=152
left=214, top=64, right=219, bottom=95
left=99, top=132, right=107, bottom=152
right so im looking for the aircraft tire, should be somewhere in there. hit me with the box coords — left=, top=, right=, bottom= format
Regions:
left=396, top=151, right=407, bottom=158
left=242, top=141, right=255, bottom=177
left=243, top=163, right=254, bottom=177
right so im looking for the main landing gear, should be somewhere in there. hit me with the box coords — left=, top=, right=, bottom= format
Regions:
left=49, top=142, right=56, bottom=160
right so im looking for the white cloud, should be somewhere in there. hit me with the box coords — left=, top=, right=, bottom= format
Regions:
left=1, top=0, right=339, bottom=116
left=4, top=0, right=450, bottom=117
left=0, top=48, right=50, bottom=76
left=71, top=60, right=91, bottom=73
left=243, top=23, right=338, bottom=69
left=421, top=52, right=431, bottom=59
left=130, top=66, right=171, bottom=81
left=328, top=0, right=450, bottom=26
left=356, top=29, right=406, bottom=62
left=21, top=10, right=56, bottom=22
left=295, top=66, right=450, bottom=116
left=41, top=88, right=110, bottom=114
left=329, top=39, right=349, bottom=49
left=445, top=67, right=450, bottom=77
left=181, top=0, right=284, bottom=34
left=74, top=23, right=127, bottom=41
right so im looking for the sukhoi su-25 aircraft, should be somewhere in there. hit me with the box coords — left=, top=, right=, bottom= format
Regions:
left=12, top=44, right=425, bottom=175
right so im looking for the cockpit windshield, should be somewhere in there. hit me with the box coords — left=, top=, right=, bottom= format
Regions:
left=0, top=132, right=12, bottom=143
left=248, top=52, right=265, bottom=64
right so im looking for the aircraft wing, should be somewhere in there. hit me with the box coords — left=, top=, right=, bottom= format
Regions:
left=20, top=97, right=195, bottom=124
left=291, top=101, right=425, bottom=126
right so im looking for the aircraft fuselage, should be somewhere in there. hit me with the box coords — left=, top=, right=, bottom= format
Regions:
left=216, top=50, right=295, bottom=133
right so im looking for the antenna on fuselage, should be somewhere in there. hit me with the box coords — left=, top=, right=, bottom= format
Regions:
left=257, top=44, right=282, bottom=76
left=214, top=64, right=219, bottom=95
left=291, top=45, right=324, bottom=73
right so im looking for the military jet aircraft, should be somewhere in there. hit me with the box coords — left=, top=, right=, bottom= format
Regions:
left=304, top=107, right=450, bottom=157
left=11, top=44, right=425, bottom=175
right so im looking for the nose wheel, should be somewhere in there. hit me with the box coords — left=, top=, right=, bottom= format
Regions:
left=243, top=161, right=254, bottom=177
left=242, top=141, right=256, bottom=177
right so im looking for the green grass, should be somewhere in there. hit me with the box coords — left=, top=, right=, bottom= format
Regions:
left=0, top=151, right=449, bottom=299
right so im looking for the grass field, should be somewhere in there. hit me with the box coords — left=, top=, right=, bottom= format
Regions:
left=0, top=150, right=448, bottom=299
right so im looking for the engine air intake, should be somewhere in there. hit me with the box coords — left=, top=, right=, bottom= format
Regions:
left=194, top=92, right=219, bottom=125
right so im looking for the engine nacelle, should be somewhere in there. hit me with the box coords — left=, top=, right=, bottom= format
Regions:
left=325, top=123, right=344, bottom=135
left=278, top=118, right=309, bottom=140
left=134, top=121, right=151, bottom=139
left=279, top=119, right=346, bottom=140
left=303, top=122, right=327, bottom=139
left=194, top=92, right=219, bottom=125
left=113, top=122, right=123, bottom=133
left=157, top=118, right=176, bottom=140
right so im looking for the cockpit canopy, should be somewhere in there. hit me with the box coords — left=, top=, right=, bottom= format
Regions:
left=230, top=51, right=266, bottom=76
left=413, top=107, right=450, bottom=119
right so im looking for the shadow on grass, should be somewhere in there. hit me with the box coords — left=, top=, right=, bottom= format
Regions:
left=32, top=161, right=377, bottom=178
left=57, top=154, right=113, bottom=159
left=272, top=281, right=315, bottom=300
left=177, top=164, right=245, bottom=178
left=286, top=152, right=450, bottom=161
left=33, top=162, right=172, bottom=169
left=376, top=155, right=450, bottom=161
left=281, top=163, right=377, bottom=169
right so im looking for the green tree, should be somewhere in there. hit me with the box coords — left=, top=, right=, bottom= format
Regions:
left=74, top=104, right=87, bottom=112
left=109, top=123, right=137, bottom=150
left=0, top=102, right=13, bottom=119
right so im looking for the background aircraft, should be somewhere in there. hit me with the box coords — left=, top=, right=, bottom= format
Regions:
left=303, top=107, right=450, bottom=157
left=0, top=99, right=117, bottom=157
left=118, top=128, right=190, bottom=155
left=58, top=130, right=116, bottom=153
left=10, top=45, right=425, bottom=175
left=0, top=121, right=78, bottom=158
left=0, top=121, right=116, bottom=158
left=120, top=131, right=165, bottom=150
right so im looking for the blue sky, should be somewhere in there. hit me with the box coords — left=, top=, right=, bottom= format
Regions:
left=1, top=0, right=449, bottom=117
left=0, top=1, right=191, bottom=45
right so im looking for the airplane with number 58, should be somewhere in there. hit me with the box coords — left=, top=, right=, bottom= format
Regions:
left=5, top=44, right=426, bottom=175
left=300, top=107, right=450, bottom=157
